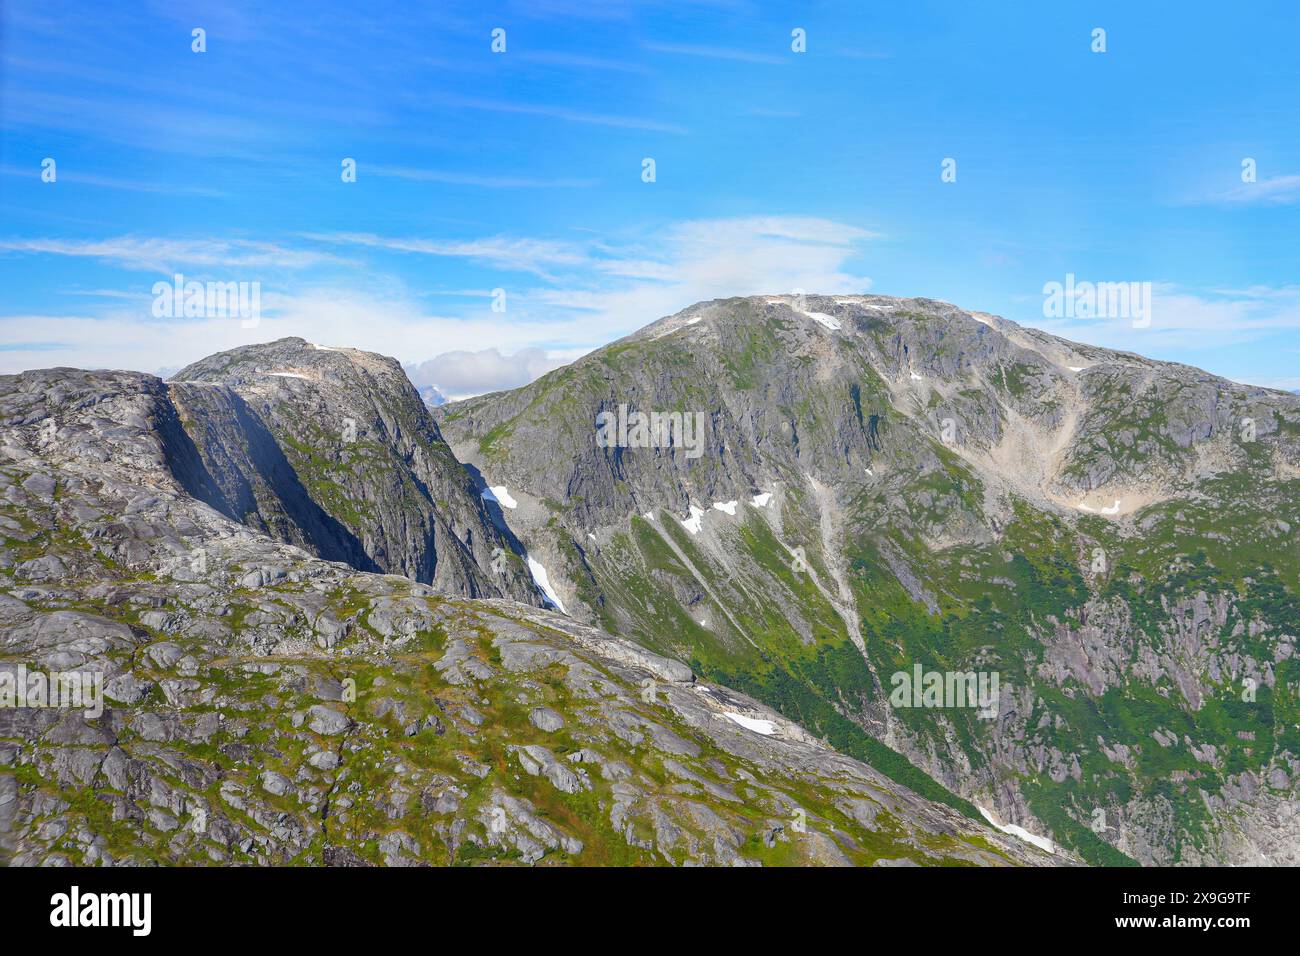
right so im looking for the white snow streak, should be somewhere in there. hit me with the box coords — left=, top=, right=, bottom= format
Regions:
left=680, top=505, right=706, bottom=534
left=722, top=712, right=778, bottom=736
left=977, top=806, right=1057, bottom=854
left=527, top=556, right=566, bottom=614
left=482, top=486, right=518, bottom=509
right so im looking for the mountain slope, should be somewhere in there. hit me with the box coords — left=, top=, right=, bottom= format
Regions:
left=0, top=365, right=1058, bottom=867
left=436, top=294, right=1300, bottom=865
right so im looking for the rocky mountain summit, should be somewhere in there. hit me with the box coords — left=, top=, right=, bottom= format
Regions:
left=171, top=337, right=540, bottom=603
left=437, top=294, right=1300, bottom=865
left=0, top=360, right=1056, bottom=866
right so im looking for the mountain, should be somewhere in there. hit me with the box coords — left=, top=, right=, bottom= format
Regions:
left=418, top=384, right=448, bottom=409
left=0, top=364, right=1057, bottom=866
left=170, top=337, right=540, bottom=604
left=436, top=294, right=1300, bottom=865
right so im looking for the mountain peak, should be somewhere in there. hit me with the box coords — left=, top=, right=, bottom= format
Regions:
left=434, top=291, right=1300, bottom=865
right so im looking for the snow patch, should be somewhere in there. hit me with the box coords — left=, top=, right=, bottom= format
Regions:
left=527, top=556, right=567, bottom=614
left=310, top=343, right=341, bottom=352
left=267, top=372, right=310, bottom=380
left=1077, top=498, right=1121, bottom=515
left=977, top=806, right=1056, bottom=855
left=642, top=511, right=655, bottom=521
left=766, top=298, right=841, bottom=331
left=864, top=467, right=874, bottom=477
left=909, top=371, right=923, bottom=381
left=482, top=486, right=518, bottom=509
left=712, top=500, right=737, bottom=515
left=650, top=315, right=704, bottom=340
left=1066, top=365, right=1086, bottom=372
left=750, top=492, right=773, bottom=508
left=680, top=505, right=706, bottom=535
left=722, top=712, right=778, bottom=736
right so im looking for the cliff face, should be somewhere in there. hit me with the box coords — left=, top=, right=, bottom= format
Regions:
left=171, top=337, right=542, bottom=604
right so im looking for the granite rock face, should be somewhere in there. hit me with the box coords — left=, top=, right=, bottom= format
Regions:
left=169, top=337, right=543, bottom=604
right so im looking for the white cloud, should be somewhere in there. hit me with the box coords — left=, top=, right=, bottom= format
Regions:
left=367, top=164, right=596, bottom=189
left=515, top=50, right=652, bottom=74
left=0, top=164, right=227, bottom=197
left=1209, top=174, right=1300, bottom=205
left=0, top=215, right=878, bottom=392
left=644, top=42, right=786, bottom=65
left=663, top=216, right=876, bottom=296
left=0, top=237, right=347, bottom=272
left=1030, top=283, right=1300, bottom=352
left=433, top=94, right=687, bottom=134
left=406, top=347, right=567, bottom=400
left=301, top=232, right=588, bottom=277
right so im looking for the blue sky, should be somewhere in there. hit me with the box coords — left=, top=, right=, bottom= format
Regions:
left=2, top=0, right=1298, bottom=395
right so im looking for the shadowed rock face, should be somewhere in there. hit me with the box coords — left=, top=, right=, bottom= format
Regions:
left=435, top=294, right=1300, bottom=866
left=168, top=381, right=378, bottom=572
left=171, top=337, right=543, bottom=605
left=0, top=363, right=1060, bottom=867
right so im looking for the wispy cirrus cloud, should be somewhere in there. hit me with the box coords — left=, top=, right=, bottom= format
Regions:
left=1033, top=283, right=1300, bottom=351
left=433, top=94, right=687, bottom=134
left=1202, top=174, right=1300, bottom=205
left=367, top=164, right=596, bottom=189
left=0, top=164, right=227, bottom=198
left=514, top=50, right=652, bottom=74
left=0, top=236, right=350, bottom=272
left=300, top=232, right=590, bottom=277
left=644, top=41, right=786, bottom=65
